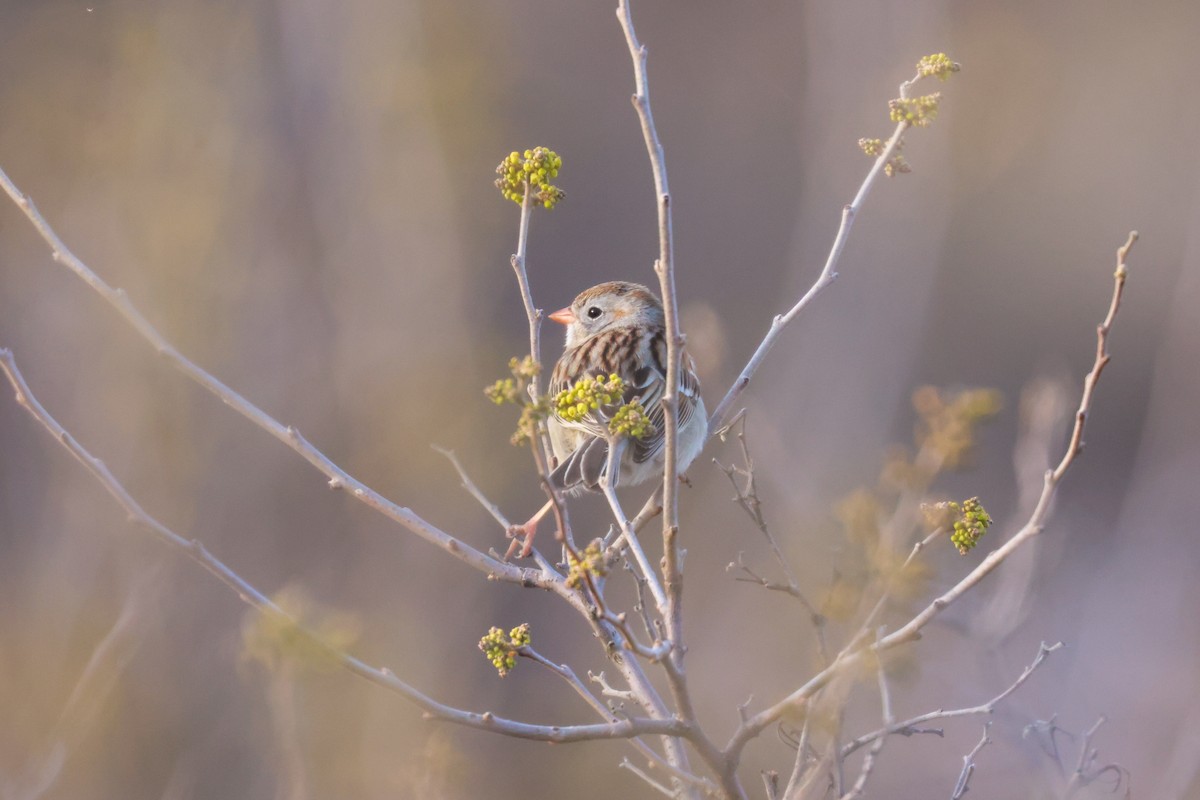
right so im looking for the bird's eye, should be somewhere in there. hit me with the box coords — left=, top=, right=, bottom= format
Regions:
left=586, top=306, right=603, bottom=319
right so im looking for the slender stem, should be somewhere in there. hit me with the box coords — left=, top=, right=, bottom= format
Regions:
left=0, top=350, right=680, bottom=745
left=513, top=185, right=539, bottom=390
left=840, top=639, right=894, bottom=799
left=707, top=64, right=942, bottom=435
left=616, top=9, right=720, bottom=797
left=620, top=758, right=677, bottom=798
left=510, top=182, right=553, bottom=461
left=433, top=445, right=513, bottom=529
left=615, top=0, right=687, bottom=647
left=950, top=723, right=993, bottom=799
left=709, top=118, right=909, bottom=433
left=601, top=441, right=669, bottom=614
left=841, top=642, right=1063, bottom=759
left=521, top=647, right=717, bottom=795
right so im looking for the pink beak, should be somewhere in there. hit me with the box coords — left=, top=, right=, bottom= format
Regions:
left=548, top=306, right=576, bottom=325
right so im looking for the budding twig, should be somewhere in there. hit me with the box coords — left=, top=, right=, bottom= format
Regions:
left=0, top=350, right=680, bottom=746
left=722, top=232, right=1136, bottom=776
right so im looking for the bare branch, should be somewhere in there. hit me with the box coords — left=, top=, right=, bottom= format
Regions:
left=840, top=636, right=895, bottom=799
left=601, top=441, right=669, bottom=614
left=723, top=233, right=1135, bottom=769
left=710, top=63, right=942, bottom=433
left=1062, top=716, right=1129, bottom=798
left=0, top=350, right=684, bottom=747
left=0, top=165, right=533, bottom=587
left=432, top=445, right=513, bottom=530
left=781, top=715, right=816, bottom=799
left=590, top=670, right=636, bottom=702
left=708, top=98, right=917, bottom=434
left=620, top=757, right=677, bottom=798
left=511, top=185, right=542, bottom=399
left=717, top=416, right=828, bottom=662
left=614, top=15, right=704, bottom=779
left=842, top=641, right=1063, bottom=758
left=522, top=647, right=716, bottom=794
left=762, top=770, right=780, bottom=800
left=623, top=559, right=661, bottom=643
left=950, top=723, right=992, bottom=799
left=876, top=232, right=1136, bottom=652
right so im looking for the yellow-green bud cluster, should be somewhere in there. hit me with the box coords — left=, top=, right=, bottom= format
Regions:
left=495, top=147, right=565, bottom=209
left=512, top=399, right=549, bottom=446
left=858, top=138, right=885, bottom=157
left=609, top=400, right=653, bottom=440
left=884, top=154, right=912, bottom=177
left=485, top=377, right=519, bottom=405
left=917, top=53, right=961, bottom=81
left=949, top=497, right=991, bottom=554
left=555, top=374, right=626, bottom=422
left=859, top=137, right=912, bottom=177
left=484, top=355, right=550, bottom=446
left=478, top=623, right=531, bottom=677
left=509, top=355, right=541, bottom=381
left=889, top=93, right=942, bottom=128
left=566, top=540, right=608, bottom=590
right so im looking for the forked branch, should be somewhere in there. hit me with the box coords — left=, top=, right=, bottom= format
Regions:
left=0, top=350, right=683, bottom=746
left=723, top=232, right=1136, bottom=771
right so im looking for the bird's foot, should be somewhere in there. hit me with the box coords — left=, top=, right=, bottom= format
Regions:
left=504, top=518, right=539, bottom=560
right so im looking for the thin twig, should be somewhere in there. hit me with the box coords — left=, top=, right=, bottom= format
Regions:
left=840, top=636, right=894, bottom=799
left=717, top=415, right=828, bottom=662
left=875, top=232, right=1137, bottom=651
left=590, top=670, right=637, bottom=702
left=620, top=758, right=677, bottom=798
left=707, top=120, right=912, bottom=433
left=509, top=183, right=556, bottom=460
left=432, top=445, right=512, bottom=529
left=781, top=715, right=816, bottom=799
left=723, top=232, right=1136, bottom=770
left=601, top=440, right=669, bottom=614
left=615, top=9, right=715, bottom=797
left=950, top=723, right=992, bottom=799
left=521, top=648, right=718, bottom=796
left=624, top=559, right=661, bottom=643
left=615, top=0, right=683, bottom=625
left=762, top=771, right=780, bottom=800
left=508, top=181, right=570, bottom=548
left=511, top=185, right=541, bottom=397
left=1062, top=716, right=1128, bottom=798
left=842, top=641, right=1063, bottom=758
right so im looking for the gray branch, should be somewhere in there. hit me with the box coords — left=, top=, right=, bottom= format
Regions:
left=0, top=350, right=686, bottom=748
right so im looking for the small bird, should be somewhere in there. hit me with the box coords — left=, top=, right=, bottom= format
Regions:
left=547, top=281, right=707, bottom=490
left=507, top=281, right=706, bottom=557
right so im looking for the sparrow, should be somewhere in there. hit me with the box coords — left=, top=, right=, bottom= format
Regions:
left=546, top=281, right=707, bottom=491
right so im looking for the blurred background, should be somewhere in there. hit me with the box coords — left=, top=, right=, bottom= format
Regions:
left=1, top=0, right=1197, bottom=797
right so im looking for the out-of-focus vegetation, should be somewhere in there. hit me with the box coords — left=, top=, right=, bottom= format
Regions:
left=1, top=1, right=1197, bottom=798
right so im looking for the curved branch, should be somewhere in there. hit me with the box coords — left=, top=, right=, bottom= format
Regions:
left=723, top=232, right=1136, bottom=766
left=0, top=349, right=681, bottom=746
left=708, top=67, right=942, bottom=433
left=0, top=165, right=532, bottom=587
left=840, top=641, right=1063, bottom=759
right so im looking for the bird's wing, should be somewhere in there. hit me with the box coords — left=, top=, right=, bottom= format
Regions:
left=629, top=333, right=701, bottom=465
